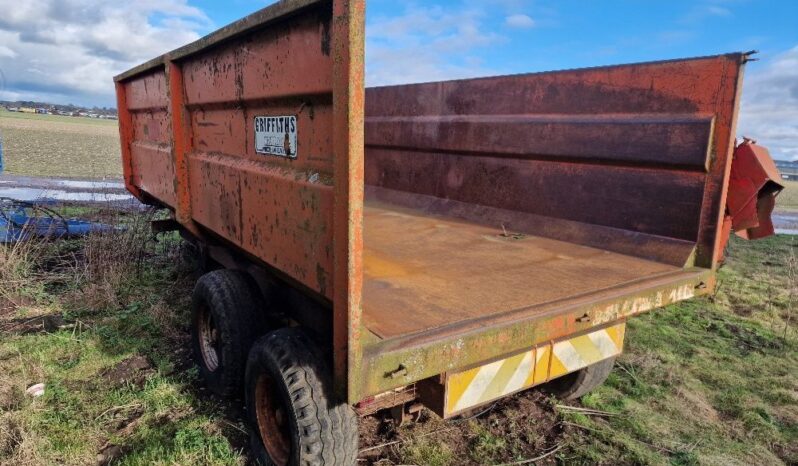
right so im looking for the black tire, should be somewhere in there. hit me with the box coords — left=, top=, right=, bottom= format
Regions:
left=191, top=269, right=265, bottom=398
left=245, top=328, right=358, bottom=466
left=545, top=357, right=616, bottom=401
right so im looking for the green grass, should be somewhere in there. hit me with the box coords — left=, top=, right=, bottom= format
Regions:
left=560, top=234, right=797, bottom=465
left=0, top=207, right=795, bottom=465
left=400, top=438, right=455, bottom=466
left=0, top=210, right=246, bottom=465
left=468, top=422, right=510, bottom=464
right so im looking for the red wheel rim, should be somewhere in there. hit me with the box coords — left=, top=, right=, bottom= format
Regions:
left=255, top=374, right=291, bottom=465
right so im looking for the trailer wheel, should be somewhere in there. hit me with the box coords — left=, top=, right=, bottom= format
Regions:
left=192, top=269, right=264, bottom=398
left=245, top=328, right=358, bottom=466
left=545, top=357, right=616, bottom=401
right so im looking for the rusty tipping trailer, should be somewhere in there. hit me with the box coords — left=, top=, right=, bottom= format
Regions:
left=114, top=0, right=783, bottom=463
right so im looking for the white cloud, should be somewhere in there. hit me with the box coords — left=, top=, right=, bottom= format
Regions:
left=681, top=4, right=732, bottom=24
left=505, top=14, right=535, bottom=29
left=704, top=5, right=731, bottom=16
left=0, top=0, right=210, bottom=106
left=738, top=46, right=798, bottom=161
left=366, top=5, right=505, bottom=87
left=0, top=45, right=15, bottom=58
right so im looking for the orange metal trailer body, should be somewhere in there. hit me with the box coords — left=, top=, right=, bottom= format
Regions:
left=115, top=0, right=364, bottom=398
left=115, top=0, right=778, bottom=407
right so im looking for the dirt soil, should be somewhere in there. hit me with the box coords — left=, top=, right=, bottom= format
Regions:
left=0, top=111, right=121, bottom=178
left=0, top=314, right=66, bottom=335
left=101, top=355, right=155, bottom=389
left=358, top=390, right=564, bottom=465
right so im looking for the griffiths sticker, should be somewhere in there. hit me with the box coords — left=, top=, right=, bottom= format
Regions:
left=255, top=115, right=297, bottom=159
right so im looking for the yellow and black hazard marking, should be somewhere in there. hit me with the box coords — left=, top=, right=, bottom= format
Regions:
left=445, top=323, right=625, bottom=416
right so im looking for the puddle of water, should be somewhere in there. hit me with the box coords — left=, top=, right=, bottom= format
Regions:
left=0, top=179, right=124, bottom=190
left=772, top=212, right=798, bottom=232
left=0, top=187, right=132, bottom=202
left=55, top=180, right=125, bottom=190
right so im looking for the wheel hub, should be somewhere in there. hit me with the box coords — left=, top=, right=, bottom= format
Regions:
left=255, top=374, right=291, bottom=466
left=198, top=306, right=220, bottom=372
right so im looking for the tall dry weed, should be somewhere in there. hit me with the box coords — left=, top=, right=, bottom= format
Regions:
left=0, top=412, right=43, bottom=465
left=65, top=208, right=157, bottom=312
left=784, top=246, right=796, bottom=342
left=0, top=226, right=47, bottom=309
left=80, top=210, right=152, bottom=283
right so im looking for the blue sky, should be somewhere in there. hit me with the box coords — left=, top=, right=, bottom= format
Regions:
left=193, top=0, right=798, bottom=80
left=189, top=0, right=798, bottom=161
left=0, top=0, right=796, bottom=159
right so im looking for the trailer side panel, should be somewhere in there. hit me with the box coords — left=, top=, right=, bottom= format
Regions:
left=116, top=0, right=366, bottom=400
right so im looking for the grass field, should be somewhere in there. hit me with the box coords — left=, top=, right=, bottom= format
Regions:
left=0, top=108, right=122, bottom=178
left=0, top=110, right=118, bottom=126
left=0, top=206, right=795, bottom=465
left=778, top=180, right=798, bottom=211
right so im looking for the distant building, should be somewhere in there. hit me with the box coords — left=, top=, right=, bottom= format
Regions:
left=19, top=107, right=36, bottom=113
left=775, top=160, right=798, bottom=181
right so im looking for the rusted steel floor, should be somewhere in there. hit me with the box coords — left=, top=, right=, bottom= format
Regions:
left=362, top=200, right=681, bottom=340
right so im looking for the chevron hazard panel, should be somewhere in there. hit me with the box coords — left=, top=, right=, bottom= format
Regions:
left=445, top=323, right=626, bottom=416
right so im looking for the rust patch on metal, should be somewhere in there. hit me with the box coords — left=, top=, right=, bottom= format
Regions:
left=365, top=54, right=747, bottom=268
left=356, top=270, right=710, bottom=400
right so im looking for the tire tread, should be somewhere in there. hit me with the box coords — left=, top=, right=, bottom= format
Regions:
left=192, top=269, right=264, bottom=398
left=247, top=328, right=358, bottom=466
left=546, top=357, right=616, bottom=401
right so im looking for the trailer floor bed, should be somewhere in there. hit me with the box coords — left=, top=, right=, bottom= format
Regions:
left=362, top=200, right=683, bottom=340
